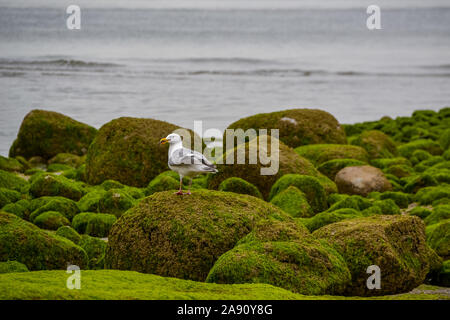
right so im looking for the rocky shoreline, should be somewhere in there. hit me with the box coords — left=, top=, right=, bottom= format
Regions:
left=0, top=107, right=449, bottom=299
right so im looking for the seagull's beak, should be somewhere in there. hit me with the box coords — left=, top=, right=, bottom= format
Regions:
left=159, top=138, right=169, bottom=145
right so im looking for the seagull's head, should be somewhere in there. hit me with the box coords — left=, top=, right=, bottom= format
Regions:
left=159, top=133, right=182, bottom=145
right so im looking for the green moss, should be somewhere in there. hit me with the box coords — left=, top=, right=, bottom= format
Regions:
left=294, top=144, right=368, bottom=166
left=225, top=108, right=347, bottom=148
left=398, top=139, right=443, bottom=158
left=77, top=190, right=106, bottom=212
left=100, top=179, right=124, bottom=191
left=9, top=109, right=97, bottom=160
left=0, top=169, right=28, bottom=192
left=409, top=206, right=433, bottom=220
left=318, top=159, right=366, bottom=180
left=384, top=164, right=414, bottom=178
left=78, top=235, right=107, bottom=269
left=46, top=163, right=74, bottom=172
left=371, top=157, right=412, bottom=169
left=29, top=197, right=79, bottom=222
left=414, top=156, right=445, bottom=173
left=1, top=200, right=30, bottom=220
left=403, top=174, right=438, bottom=194
left=426, top=220, right=449, bottom=259
left=0, top=211, right=88, bottom=270
left=372, top=191, right=411, bottom=208
left=33, top=211, right=70, bottom=230
left=55, top=226, right=82, bottom=244
left=444, top=149, right=450, bottom=161
left=301, top=208, right=364, bottom=232
left=269, top=174, right=327, bottom=213
left=430, top=260, right=450, bottom=287
left=97, top=189, right=136, bottom=217
left=218, top=177, right=263, bottom=199
left=105, top=190, right=293, bottom=281
left=72, top=212, right=117, bottom=237
left=146, top=175, right=180, bottom=196
left=270, top=186, right=313, bottom=218
left=411, top=150, right=433, bottom=165
left=85, top=117, right=201, bottom=187
left=439, top=128, right=450, bottom=150
left=424, top=205, right=450, bottom=226
left=0, top=260, right=29, bottom=274
left=371, top=199, right=401, bottom=215
left=326, top=195, right=372, bottom=212
left=415, top=185, right=450, bottom=205
left=0, top=156, right=24, bottom=172
left=313, top=215, right=440, bottom=296
left=29, top=173, right=85, bottom=201
left=48, top=153, right=83, bottom=168
left=206, top=237, right=351, bottom=295
left=0, top=188, right=21, bottom=208
left=351, top=130, right=398, bottom=159
left=208, top=135, right=320, bottom=200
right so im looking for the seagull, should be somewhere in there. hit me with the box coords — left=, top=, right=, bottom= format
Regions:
left=159, top=133, right=218, bottom=195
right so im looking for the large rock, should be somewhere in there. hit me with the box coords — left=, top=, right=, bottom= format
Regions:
left=313, top=215, right=441, bottom=296
left=0, top=211, right=88, bottom=270
left=207, top=135, right=320, bottom=200
left=86, top=117, right=201, bottom=187
left=105, top=190, right=294, bottom=281
left=294, top=144, right=369, bottom=166
left=351, top=130, right=398, bottom=159
left=335, top=165, right=392, bottom=196
left=9, top=110, right=97, bottom=160
left=225, top=108, right=346, bottom=148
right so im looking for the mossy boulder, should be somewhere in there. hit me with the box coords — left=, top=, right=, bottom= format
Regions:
left=313, top=215, right=440, bottom=296
left=98, top=189, right=136, bottom=217
left=33, top=211, right=70, bottom=230
left=1, top=200, right=30, bottom=220
left=384, top=164, right=414, bottom=179
left=439, top=128, right=450, bottom=151
left=369, top=191, right=411, bottom=209
left=145, top=175, right=180, bottom=196
left=207, top=135, right=320, bottom=200
left=0, top=169, right=28, bottom=192
left=0, top=156, right=24, bottom=172
left=0, top=261, right=29, bottom=274
left=0, top=188, right=21, bottom=208
left=46, top=163, right=74, bottom=173
left=29, top=173, right=85, bottom=201
left=300, top=208, right=364, bottom=232
left=269, top=186, right=314, bottom=218
left=351, top=130, right=398, bottom=159
left=225, top=108, right=346, bottom=148
left=218, top=177, right=263, bottom=199
left=371, top=157, right=412, bottom=169
left=268, top=174, right=327, bottom=213
left=404, top=174, right=438, bottom=194
left=430, top=260, right=450, bottom=287
left=9, top=110, right=97, bottom=160
left=326, top=195, right=372, bottom=212
left=335, top=165, right=392, bottom=196
left=398, top=139, right=443, bottom=158
left=318, top=159, right=367, bottom=180
left=78, top=235, right=107, bottom=269
left=48, top=153, right=83, bottom=168
left=85, top=117, right=201, bottom=187
left=294, top=144, right=368, bottom=166
left=415, top=185, right=450, bottom=205
left=72, top=212, right=117, bottom=237
left=426, top=220, right=449, bottom=259
left=206, top=237, right=351, bottom=295
left=105, top=190, right=294, bottom=281
left=0, top=211, right=88, bottom=270
left=424, top=205, right=450, bottom=226
left=409, top=206, right=433, bottom=220
left=55, top=226, right=82, bottom=244
left=29, top=197, right=79, bottom=222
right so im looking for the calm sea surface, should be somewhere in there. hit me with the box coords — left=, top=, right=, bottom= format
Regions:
left=1, top=0, right=450, bottom=155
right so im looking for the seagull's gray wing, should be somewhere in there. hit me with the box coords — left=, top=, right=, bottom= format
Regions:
left=169, top=147, right=216, bottom=169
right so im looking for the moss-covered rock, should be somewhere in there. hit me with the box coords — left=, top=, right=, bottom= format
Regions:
left=55, top=226, right=82, bottom=244
left=98, top=189, right=136, bottom=217
left=9, top=110, right=97, bottom=160
left=314, top=215, right=441, bottom=296
left=72, top=212, right=117, bottom=237
left=77, top=190, right=106, bottom=213
left=415, top=185, right=450, bottom=205
left=384, top=164, right=414, bottom=179
left=439, top=128, right=450, bottom=151
left=398, top=139, right=443, bottom=158
left=0, top=169, right=28, bottom=192
left=218, top=177, right=263, bottom=199
left=206, top=237, right=351, bottom=295
left=225, top=108, right=346, bottom=148
left=409, top=206, right=433, bottom=220
left=269, top=186, right=313, bottom=218
left=0, top=260, right=29, bottom=274
left=294, top=144, right=368, bottom=166
left=300, top=208, right=364, bottom=232
left=335, top=165, right=392, bottom=196
left=326, top=195, right=372, bottom=212
left=29, top=196, right=79, bottom=222
left=371, top=157, right=412, bottom=169
left=78, top=235, right=107, bottom=269
left=48, top=153, right=83, bottom=168
left=86, top=117, right=201, bottom=187
left=426, top=220, right=449, bottom=259
left=269, top=174, right=327, bottom=213
left=29, top=173, right=85, bottom=201
left=105, top=190, right=294, bottom=281
left=145, top=175, right=180, bottom=196
left=208, top=135, right=320, bottom=200
left=0, top=156, right=24, bottom=172
left=33, top=211, right=70, bottom=230
left=100, top=179, right=124, bottom=191
left=351, top=130, right=398, bottom=159
left=46, top=163, right=74, bottom=173
left=424, top=205, right=450, bottom=226
left=403, top=174, right=438, bottom=194
left=0, top=211, right=88, bottom=270
left=429, top=260, right=450, bottom=287
left=0, top=188, right=21, bottom=208
left=318, top=159, right=366, bottom=180
left=370, top=191, right=411, bottom=208
left=1, top=200, right=30, bottom=220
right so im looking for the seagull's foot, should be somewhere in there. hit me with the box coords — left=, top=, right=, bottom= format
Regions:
left=174, top=191, right=184, bottom=195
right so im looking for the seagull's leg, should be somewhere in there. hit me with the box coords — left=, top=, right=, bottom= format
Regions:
left=184, top=178, right=193, bottom=195
left=175, top=175, right=183, bottom=195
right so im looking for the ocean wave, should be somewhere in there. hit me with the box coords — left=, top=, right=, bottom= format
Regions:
left=0, top=58, right=121, bottom=68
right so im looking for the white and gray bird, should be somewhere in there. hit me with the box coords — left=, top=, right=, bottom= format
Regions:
left=159, top=133, right=218, bottom=195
